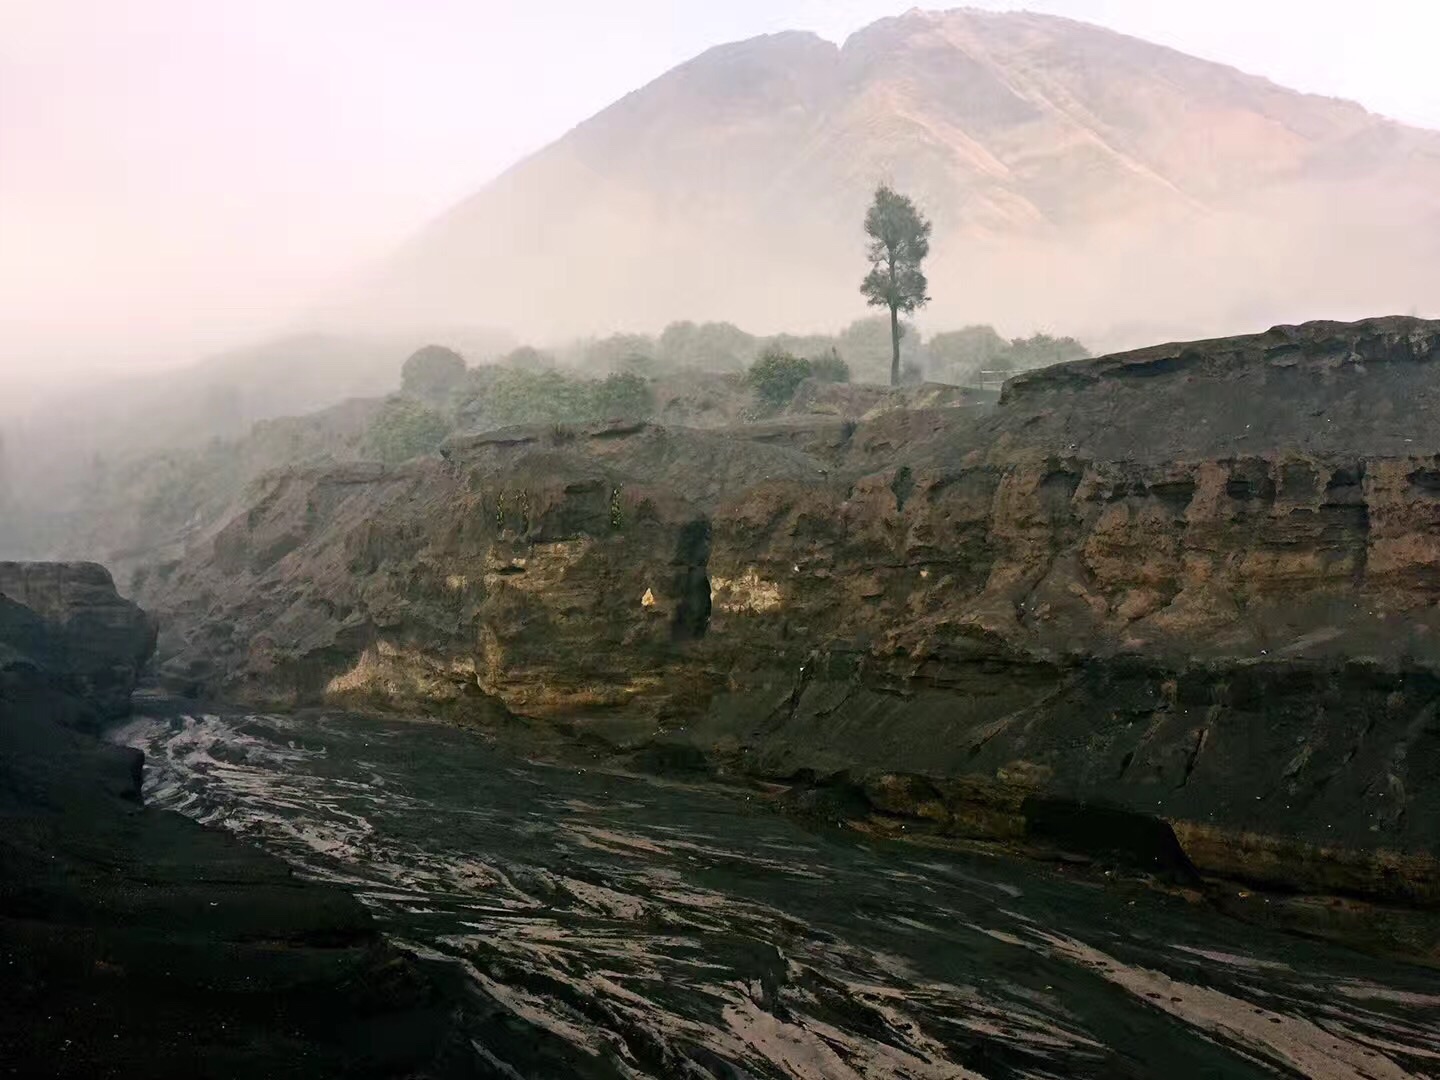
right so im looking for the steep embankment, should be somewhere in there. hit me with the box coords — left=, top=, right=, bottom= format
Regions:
left=0, top=563, right=477, bottom=1077
left=147, top=316, right=1440, bottom=910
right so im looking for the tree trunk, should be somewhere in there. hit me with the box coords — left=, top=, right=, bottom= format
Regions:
left=889, top=304, right=901, bottom=387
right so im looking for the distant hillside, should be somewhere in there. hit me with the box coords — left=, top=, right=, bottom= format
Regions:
left=0, top=329, right=515, bottom=560
left=349, top=8, right=1440, bottom=349
left=8, top=326, right=507, bottom=470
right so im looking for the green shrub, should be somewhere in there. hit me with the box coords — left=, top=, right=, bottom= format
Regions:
left=487, top=369, right=585, bottom=425
left=747, top=349, right=812, bottom=407
left=593, top=372, right=654, bottom=419
left=458, top=367, right=657, bottom=431
left=363, top=397, right=451, bottom=463
left=807, top=349, right=850, bottom=383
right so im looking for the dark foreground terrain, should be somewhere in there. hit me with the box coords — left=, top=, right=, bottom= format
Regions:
left=0, top=563, right=478, bottom=1078
left=120, top=705, right=1440, bottom=1079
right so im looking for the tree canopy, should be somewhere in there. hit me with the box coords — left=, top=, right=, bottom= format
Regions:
left=452, top=367, right=657, bottom=431
left=364, top=397, right=451, bottom=463
left=592, top=372, right=655, bottom=419
left=657, top=321, right=754, bottom=373
left=400, top=345, right=467, bottom=401
left=747, top=349, right=812, bottom=407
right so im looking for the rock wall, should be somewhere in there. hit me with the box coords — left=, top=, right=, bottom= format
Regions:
left=144, top=317, right=1440, bottom=902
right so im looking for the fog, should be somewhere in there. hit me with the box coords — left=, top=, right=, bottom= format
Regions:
left=9, top=8, right=1440, bottom=1070
left=3, top=1, right=1439, bottom=386
left=3, top=0, right=1440, bottom=568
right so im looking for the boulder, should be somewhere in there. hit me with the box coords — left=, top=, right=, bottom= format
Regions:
left=0, top=561, right=156, bottom=725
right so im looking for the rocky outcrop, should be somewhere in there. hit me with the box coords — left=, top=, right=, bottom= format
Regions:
left=145, top=317, right=1440, bottom=912
left=0, top=565, right=477, bottom=1076
left=0, top=561, right=156, bottom=724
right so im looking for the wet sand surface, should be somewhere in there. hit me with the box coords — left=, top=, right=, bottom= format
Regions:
left=117, top=710, right=1440, bottom=1079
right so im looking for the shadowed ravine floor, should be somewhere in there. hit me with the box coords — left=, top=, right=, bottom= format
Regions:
left=116, top=710, right=1440, bottom=1079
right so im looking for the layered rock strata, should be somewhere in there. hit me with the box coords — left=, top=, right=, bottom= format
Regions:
left=146, top=317, right=1440, bottom=908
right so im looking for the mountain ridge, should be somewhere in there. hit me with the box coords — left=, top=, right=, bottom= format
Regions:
left=348, top=7, right=1440, bottom=350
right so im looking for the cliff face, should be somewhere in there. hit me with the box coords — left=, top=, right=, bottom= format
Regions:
left=147, top=317, right=1440, bottom=904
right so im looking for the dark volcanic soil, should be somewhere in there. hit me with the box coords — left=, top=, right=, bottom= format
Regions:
left=120, top=706, right=1440, bottom=1080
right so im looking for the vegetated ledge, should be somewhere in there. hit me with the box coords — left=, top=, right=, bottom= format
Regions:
left=137, top=316, right=1440, bottom=958
left=0, top=563, right=479, bottom=1079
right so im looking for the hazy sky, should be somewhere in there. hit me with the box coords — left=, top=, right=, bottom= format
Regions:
left=3, top=0, right=1439, bottom=386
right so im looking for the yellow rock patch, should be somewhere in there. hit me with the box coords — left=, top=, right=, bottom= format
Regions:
left=711, top=569, right=782, bottom=613
left=325, top=641, right=476, bottom=703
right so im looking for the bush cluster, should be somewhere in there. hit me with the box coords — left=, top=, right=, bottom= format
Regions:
left=747, top=349, right=813, bottom=407
left=456, top=368, right=655, bottom=431
left=363, top=397, right=451, bottom=463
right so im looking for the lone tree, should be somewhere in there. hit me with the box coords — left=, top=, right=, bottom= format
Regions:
left=860, top=184, right=932, bottom=386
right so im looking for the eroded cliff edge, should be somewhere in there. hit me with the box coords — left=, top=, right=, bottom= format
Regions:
left=0, top=563, right=477, bottom=1077
left=145, top=316, right=1440, bottom=914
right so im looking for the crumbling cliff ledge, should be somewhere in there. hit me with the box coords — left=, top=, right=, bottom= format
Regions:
left=0, top=563, right=477, bottom=1077
left=143, top=316, right=1440, bottom=943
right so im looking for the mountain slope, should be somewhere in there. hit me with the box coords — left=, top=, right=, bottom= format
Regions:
left=350, top=8, right=1440, bottom=349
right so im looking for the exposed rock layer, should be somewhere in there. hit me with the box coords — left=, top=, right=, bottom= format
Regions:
left=148, top=317, right=1440, bottom=907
